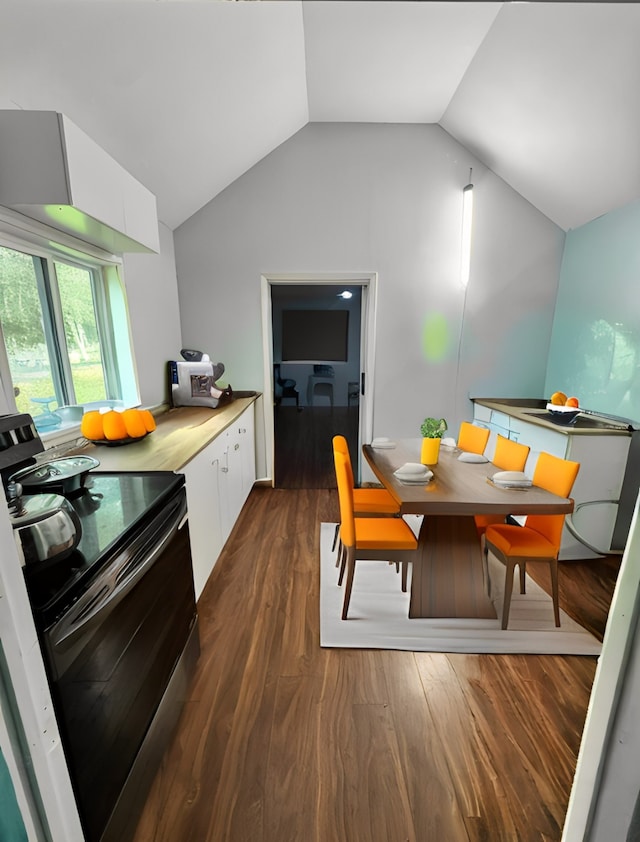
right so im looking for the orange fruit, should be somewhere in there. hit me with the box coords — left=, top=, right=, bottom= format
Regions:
left=565, top=396, right=579, bottom=408
left=81, top=410, right=105, bottom=441
left=122, top=408, right=147, bottom=439
left=139, top=409, right=156, bottom=433
left=102, top=410, right=128, bottom=441
left=550, top=391, right=567, bottom=406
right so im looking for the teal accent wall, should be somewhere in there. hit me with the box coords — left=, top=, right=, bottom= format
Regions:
left=546, top=200, right=640, bottom=424
left=0, top=748, right=28, bottom=842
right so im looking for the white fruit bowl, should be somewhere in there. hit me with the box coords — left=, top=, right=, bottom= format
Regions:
left=546, top=403, right=580, bottom=424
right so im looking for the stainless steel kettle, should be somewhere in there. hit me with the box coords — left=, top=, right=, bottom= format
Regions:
left=7, top=481, right=82, bottom=567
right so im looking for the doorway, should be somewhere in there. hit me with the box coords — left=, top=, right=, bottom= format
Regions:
left=260, top=274, right=377, bottom=489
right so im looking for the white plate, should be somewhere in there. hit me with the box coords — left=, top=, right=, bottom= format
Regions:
left=490, top=470, right=532, bottom=488
left=458, top=452, right=488, bottom=463
left=546, top=402, right=580, bottom=413
left=396, top=474, right=433, bottom=485
left=394, top=464, right=433, bottom=483
left=371, top=437, right=396, bottom=449
left=394, top=462, right=428, bottom=475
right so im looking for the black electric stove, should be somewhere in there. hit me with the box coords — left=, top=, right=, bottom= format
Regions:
left=23, top=469, right=185, bottom=629
left=2, top=412, right=199, bottom=842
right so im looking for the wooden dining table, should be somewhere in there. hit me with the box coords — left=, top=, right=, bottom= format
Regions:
left=363, top=440, right=575, bottom=620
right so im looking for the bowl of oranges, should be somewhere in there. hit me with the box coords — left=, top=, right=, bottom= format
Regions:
left=81, top=407, right=156, bottom=446
left=546, top=392, right=581, bottom=424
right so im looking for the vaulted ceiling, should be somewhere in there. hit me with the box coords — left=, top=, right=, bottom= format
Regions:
left=1, top=1, right=639, bottom=233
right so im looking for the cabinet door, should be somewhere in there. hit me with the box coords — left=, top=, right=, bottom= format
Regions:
left=219, top=430, right=244, bottom=538
left=238, top=404, right=256, bottom=499
left=217, top=405, right=256, bottom=544
left=181, top=403, right=257, bottom=598
left=566, top=434, right=631, bottom=556
left=181, top=436, right=225, bottom=600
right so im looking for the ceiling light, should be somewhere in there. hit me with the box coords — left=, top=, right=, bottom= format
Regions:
left=460, top=170, right=474, bottom=288
left=338, top=290, right=353, bottom=299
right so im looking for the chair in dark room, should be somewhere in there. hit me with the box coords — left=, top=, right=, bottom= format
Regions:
left=274, top=364, right=300, bottom=409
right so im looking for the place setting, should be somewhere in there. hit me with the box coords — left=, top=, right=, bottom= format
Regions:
left=393, top=462, right=434, bottom=485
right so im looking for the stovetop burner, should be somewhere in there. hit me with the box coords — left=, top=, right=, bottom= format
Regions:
left=23, top=471, right=184, bottom=628
left=3, top=413, right=186, bottom=628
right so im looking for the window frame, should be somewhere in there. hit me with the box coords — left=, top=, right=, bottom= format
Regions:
left=0, top=208, right=140, bottom=438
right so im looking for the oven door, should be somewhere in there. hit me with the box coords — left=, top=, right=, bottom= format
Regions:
left=42, top=485, right=198, bottom=842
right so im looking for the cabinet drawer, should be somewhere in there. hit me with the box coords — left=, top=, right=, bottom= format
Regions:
left=473, top=404, right=492, bottom=424
left=490, top=410, right=512, bottom=430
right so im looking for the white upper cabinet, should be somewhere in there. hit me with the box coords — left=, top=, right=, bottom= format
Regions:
left=0, top=110, right=159, bottom=254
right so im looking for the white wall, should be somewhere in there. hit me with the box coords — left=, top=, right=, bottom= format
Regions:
left=174, top=123, right=564, bottom=453
left=562, top=492, right=640, bottom=841
left=590, top=618, right=640, bottom=839
left=122, top=220, right=183, bottom=408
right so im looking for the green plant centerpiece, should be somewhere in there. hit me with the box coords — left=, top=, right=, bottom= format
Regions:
left=420, top=417, right=447, bottom=465
left=420, top=417, right=447, bottom=439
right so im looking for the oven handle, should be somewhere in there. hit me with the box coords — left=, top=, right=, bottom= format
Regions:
left=50, top=497, right=188, bottom=650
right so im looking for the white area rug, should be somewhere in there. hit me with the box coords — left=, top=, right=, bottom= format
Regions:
left=320, top=521, right=602, bottom=655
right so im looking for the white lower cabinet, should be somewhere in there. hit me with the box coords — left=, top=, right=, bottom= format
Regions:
left=474, top=403, right=631, bottom=560
left=218, top=405, right=256, bottom=538
left=181, top=404, right=256, bottom=599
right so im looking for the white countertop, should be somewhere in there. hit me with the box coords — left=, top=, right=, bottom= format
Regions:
left=473, top=398, right=633, bottom=437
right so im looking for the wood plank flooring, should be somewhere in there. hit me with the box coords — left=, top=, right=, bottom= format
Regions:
left=132, top=484, right=619, bottom=842
left=274, top=406, right=359, bottom=488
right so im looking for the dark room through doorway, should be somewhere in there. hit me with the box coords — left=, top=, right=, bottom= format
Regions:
left=271, top=284, right=362, bottom=489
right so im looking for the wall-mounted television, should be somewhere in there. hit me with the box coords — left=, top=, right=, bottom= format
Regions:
left=281, top=310, right=349, bottom=362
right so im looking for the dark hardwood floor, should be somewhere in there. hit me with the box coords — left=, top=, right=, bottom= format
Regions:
left=274, top=405, right=358, bottom=488
left=131, top=419, right=620, bottom=842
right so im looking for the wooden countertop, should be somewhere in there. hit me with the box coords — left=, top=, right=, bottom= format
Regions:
left=473, top=398, right=633, bottom=436
left=68, top=397, right=258, bottom=472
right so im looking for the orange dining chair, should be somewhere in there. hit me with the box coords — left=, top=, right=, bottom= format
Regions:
left=484, top=451, right=580, bottom=630
left=331, top=435, right=400, bottom=561
left=333, top=448, right=417, bottom=619
left=457, top=421, right=490, bottom=455
left=475, top=435, right=531, bottom=539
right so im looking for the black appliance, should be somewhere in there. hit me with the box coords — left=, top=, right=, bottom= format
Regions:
left=1, top=413, right=200, bottom=842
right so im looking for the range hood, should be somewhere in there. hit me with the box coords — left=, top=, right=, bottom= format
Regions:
left=0, top=110, right=159, bottom=254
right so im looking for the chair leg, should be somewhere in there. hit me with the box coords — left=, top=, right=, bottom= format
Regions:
left=342, top=548, right=356, bottom=620
left=401, top=561, right=408, bottom=593
left=332, top=523, right=340, bottom=553
left=337, top=544, right=347, bottom=585
left=550, top=558, right=561, bottom=627
left=481, top=536, right=492, bottom=599
left=519, top=562, right=526, bottom=594
left=502, top=560, right=516, bottom=630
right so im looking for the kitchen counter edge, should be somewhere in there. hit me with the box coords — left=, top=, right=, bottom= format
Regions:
left=70, top=396, right=260, bottom=472
left=472, top=398, right=632, bottom=436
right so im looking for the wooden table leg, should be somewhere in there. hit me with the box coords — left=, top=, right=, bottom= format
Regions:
left=409, top=515, right=497, bottom=619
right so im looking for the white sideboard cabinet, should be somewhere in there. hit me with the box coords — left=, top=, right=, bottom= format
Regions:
left=181, top=403, right=256, bottom=599
left=473, top=400, right=632, bottom=560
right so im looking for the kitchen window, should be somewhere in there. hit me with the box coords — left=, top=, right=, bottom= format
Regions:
left=0, top=227, right=138, bottom=434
